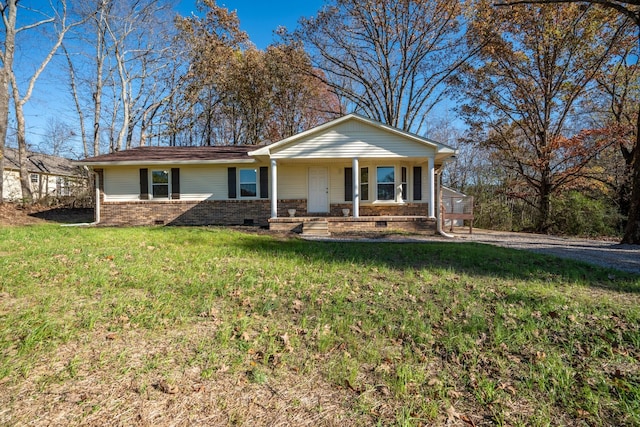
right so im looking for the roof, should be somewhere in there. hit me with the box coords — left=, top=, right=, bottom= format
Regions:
left=249, top=113, right=457, bottom=157
left=4, top=147, right=81, bottom=177
left=442, top=186, right=466, bottom=197
left=76, top=145, right=257, bottom=166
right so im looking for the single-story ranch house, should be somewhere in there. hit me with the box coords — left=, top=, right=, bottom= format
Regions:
left=77, top=114, right=458, bottom=234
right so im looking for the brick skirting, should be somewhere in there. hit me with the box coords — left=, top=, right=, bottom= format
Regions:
left=98, top=199, right=431, bottom=229
left=269, top=216, right=436, bottom=234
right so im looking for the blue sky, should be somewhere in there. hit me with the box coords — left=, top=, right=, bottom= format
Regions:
left=177, top=0, right=325, bottom=48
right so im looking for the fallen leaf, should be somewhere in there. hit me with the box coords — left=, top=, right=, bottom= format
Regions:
left=447, top=389, right=461, bottom=399
left=291, top=299, right=303, bottom=313
left=446, top=405, right=460, bottom=423
left=428, top=378, right=443, bottom=387
left=459, top=413, right=476, bottom=426
left=280, top=332, right=293, bottom=352
left=376, top=384, right=391, bottom=396
left=156, top=380, right=178, bottom=394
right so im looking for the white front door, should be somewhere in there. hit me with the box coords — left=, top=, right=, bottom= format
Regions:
left=308, top=167, right=329, bottom=213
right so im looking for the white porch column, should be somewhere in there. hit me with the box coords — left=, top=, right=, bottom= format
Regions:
left=94, top=170, right=100, bottom=224
left=352, top=157, right=360, bottom=218
left=270, top=159, right=278, bottom=218
left=428, top=156, right=435, bottom=218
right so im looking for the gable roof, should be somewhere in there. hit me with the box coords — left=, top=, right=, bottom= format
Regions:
left=4, top=147, right=81, bottom=177
left=77, top=146, right=257, bottom=166
left=75, top=114, right=458, bottom=166
left=249, top=113, right=457, bottom=158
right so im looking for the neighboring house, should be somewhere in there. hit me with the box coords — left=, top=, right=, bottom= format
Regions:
left=77, top=114, right=457, bottom=233
left=2, top=147, right=88, bottom=202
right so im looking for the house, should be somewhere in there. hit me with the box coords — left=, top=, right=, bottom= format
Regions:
left=2, top=147, right=88, bottom=202
left=77, top=114, right=457, bottom=233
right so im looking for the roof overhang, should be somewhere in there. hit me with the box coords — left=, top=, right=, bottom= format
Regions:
left=75, top=159, right=257, bottom=167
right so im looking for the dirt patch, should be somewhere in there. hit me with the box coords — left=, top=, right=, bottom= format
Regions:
left=0, top=203, right=94, bottom=226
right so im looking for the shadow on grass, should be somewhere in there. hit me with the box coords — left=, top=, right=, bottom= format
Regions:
left=220, top=231, right=640, bottom=294
left=29, top=208, right=94, bottom=224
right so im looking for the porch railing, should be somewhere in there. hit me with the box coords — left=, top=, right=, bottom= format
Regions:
left=442, top=196, right=474, bottom=233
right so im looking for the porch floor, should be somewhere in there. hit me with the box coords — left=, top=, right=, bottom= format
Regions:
left=269, top=215, right=437, bottom=235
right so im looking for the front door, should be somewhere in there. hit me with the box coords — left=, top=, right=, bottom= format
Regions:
left=308, top=167, right=329, bottom=213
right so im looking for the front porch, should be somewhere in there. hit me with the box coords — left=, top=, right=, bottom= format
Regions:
left=269, top=215, right=436, bottom=235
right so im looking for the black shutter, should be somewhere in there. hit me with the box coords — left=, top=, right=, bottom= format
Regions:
left=413, top=166, right=422, bottom=201
left=259, top=166, right=268, bottom=198
left=228, top=167, right=237, bottom=199
left=171, top=168, right=180, bottom=200
left=402, top=167, right=408, bottom=201
left=140, top=168, right=149, bottom=200
left=344, top=167, right=353, bottom=201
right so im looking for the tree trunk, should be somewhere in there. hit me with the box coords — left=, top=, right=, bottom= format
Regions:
left=93, top=8, right=106, bottom=157
left=0, top=70, right=8, bottom=204
left=0, top=0, right=17, bottom=204
left=622, top=127, right=640, bottom=244
left=14, top=99, right=33, bottom=203
left=536, top=168, right=552, bottom=232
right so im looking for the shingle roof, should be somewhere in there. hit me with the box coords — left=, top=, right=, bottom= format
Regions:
left=78, top=145, right=256, bottom=164
left=4, top=147, right=81, bottom=177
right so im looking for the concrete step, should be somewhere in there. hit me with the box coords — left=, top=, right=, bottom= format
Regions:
left=302, top=220, right=330, bottom=236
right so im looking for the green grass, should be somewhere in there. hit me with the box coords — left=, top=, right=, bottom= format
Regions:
left=0, top=225, right=639, bottom=425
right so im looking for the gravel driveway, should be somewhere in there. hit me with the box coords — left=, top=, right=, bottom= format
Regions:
left=307, top=229, right=640, bottom=275
left=454, top=229, right=640, bottom=275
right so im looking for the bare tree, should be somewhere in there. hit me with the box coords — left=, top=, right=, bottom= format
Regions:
left=64, top=0, right=178, bottom=156
left=0, top=0, right=78, bottom=203
left=289, top=0, right=482, bottom=134
left=0, top=1, right=15, bottom=203
left=38, top=118, right=76, bottom=158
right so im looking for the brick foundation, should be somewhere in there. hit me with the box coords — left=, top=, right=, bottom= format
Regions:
left=98, top=198, right=432, bottom=232
left=99, top=200, right=267, bottom=226
left=269, top=216, right=436, bottom=234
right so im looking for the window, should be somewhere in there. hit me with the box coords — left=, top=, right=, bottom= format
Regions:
left=377, top=166, right=395, bottom=201
left=239, top=168, right=257, bottom=198
left=31, top=174, right=39, bottom=183
left=360, top=167, right=369, bottom=201
left=151, top=170, right=169, bottom=198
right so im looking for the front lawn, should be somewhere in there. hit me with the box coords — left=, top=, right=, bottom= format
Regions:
left=0, top=226, right=638, bottom=426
